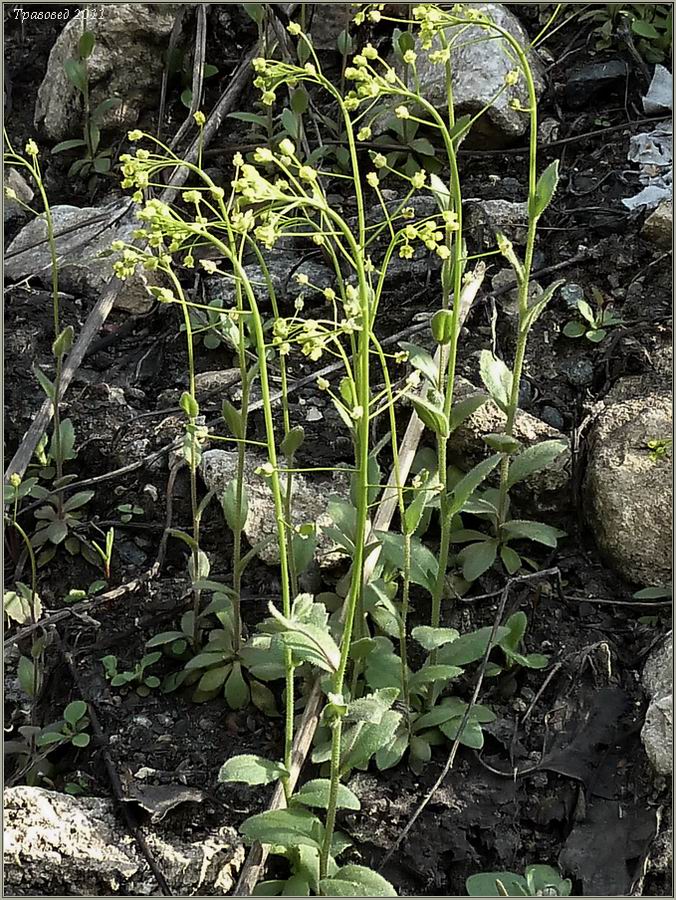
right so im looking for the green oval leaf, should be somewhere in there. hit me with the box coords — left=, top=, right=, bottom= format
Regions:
left=63, top=700, right=87, bottom=726
left=219, top=754, right=288, bottom=786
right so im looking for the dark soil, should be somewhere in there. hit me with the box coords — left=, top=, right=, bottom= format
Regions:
left=4, top=5, right=672, bottom=898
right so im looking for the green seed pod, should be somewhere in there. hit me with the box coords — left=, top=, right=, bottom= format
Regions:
left=52, top=325, right=74, bottom=358
left=180, top=391, right=199, bottom=419
left=431, top=309, right=454, bottom=344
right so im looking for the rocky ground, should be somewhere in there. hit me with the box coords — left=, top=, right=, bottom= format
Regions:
left=3, top=3, right=673, bottom=897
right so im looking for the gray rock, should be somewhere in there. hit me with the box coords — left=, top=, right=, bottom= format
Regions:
left=641, top=633, right=673, bottom=777
left=194, top=370, right=241, bottom=403
left=4, top=200, right=157, bottom=313
left=4, top=785, right=244, bottom=895
left=643, top=632, right=673, bottom=702
left=205, top=255, right=334, bottom=308
left=491, top=267, right=542, bottom=316
left=540, top=405, right=565, bottom=432
left=642, top=695, right=673, bottom=776
left=200, top=449, right=351, bottom=568
left=305, top=3, right=351, bottom=50
left=538, top=117, right=560, bottom=144
left=559, top=282, right=585, bottom=311
left=35, top=5, right=182, bottom=141
left=585, top=392, right=672, bottom=585
left=642, top=199, right=673, bottom=249
left=448, top=376, right=571, bottom=507
left=562, top=356, right=594, bottom=387
left=466, top=199, right=529, bottom=246
left=4, top=168, right=34, bottom=226
left=394, top=3, right=546, bottom=147
left=564, top=60, right=628, bottom=110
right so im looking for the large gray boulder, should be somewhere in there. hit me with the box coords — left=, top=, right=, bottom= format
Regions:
left=641, top=633, right=673, bottom=777
left=4, top=200, right=157, bottom=313
left=395, top=3, right=546, bottom=147
left=34, top=4, right=181, bottom=141
left=4, top=785, right=244, bottom=895
left=585, top=390, right=672, bottom=586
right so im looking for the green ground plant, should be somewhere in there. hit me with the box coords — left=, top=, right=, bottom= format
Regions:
left=563, top=289, right=623, bottom=343
left=52, top=27, right=121, bottom=188
left=467, top=863, right=572, bottom=897
left=580, top=3, right=673, bottom=62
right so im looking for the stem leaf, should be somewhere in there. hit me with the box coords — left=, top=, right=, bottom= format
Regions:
left=292, top=779, right=361, bottom=811
left=479, top=351, right=512, bottom=413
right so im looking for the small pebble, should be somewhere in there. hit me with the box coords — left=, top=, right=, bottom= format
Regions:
left=560, top=283, right=585, bottom=311
left=540, top=405, right=565, bottom=431
left=306, top=406, right=323, bottom=422
left=563, top=357, right=594, bottom=387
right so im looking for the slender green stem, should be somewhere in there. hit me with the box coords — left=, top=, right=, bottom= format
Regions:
left=165, top=268, right=202, bottom=648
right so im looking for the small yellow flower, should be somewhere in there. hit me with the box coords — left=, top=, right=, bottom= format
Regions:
left=366, top=172, right=380, bottom=188
left=128, top=130, right=143, bottom=141
left=9, top=473, right=22, bottom=488
left=403, top=49, right=417, bottom=65
left=373, top=153, right=387, bottom=169
left=304, top=62, right=317, bottom=75
left=254, top=146, right=274, bottom=164
left=4, top=187, right=17, bottom=201
left=436, top=245, right=451, bottom=260
left=25, top=139, right=39, bottom=156
left=411, top=170, right=426, bottom=189
left=351, top=405, right=364, bottom=420
left=295, top=273, right=310, bottom=285
left=395, top=106, right=410, bottom=119
left=256, top=462, right=275, bottom=477
left=287, top=21, right=302, bottom=35
left=232, top=152, right=244, bottom=167
left=504, top=69, right=520, bottom=87
left=111, top=240, right=125, bottom=252
left=193, top=111, right=206, bottom=127
left=200, top=259, right=218, bottom=274
left=299, top=165, right=317, bottom=182
left=317, top=377, right=329, bottom=391
left=261, top=91, right=276, bottom=106
left=279, top=138, right=296, bottom=157
left=357, top=126, right=372, bottom=142
left=324, top=287, right=336, bottom=301
left=368, top=9, right=381, bottom=22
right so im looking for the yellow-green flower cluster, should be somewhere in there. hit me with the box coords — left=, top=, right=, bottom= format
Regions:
left=353, top=3, right=385, bottom=26
left=412, top=3, right=491, bottom=53
left=398, top=213, right=457, bottom=260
